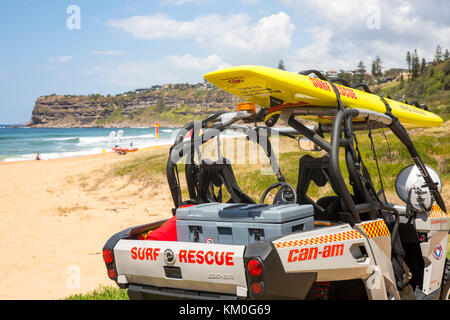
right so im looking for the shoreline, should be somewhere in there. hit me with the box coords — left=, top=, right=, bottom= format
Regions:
left=25, top=125, right=184, bottom=129
left=0, top=125, right=181, bottom=163
left=0, top=143, right=174, bottom=164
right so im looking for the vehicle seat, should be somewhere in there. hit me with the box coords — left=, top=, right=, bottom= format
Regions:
left=197, top=158, right=255, bottom=204
left=315, top=196, right=341, bottom=221
left=296, top=154, right=343, bottom=221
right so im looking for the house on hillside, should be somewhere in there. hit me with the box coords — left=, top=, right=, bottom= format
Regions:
left=325, top=70, right=338, bottom=79
left=398, top=72, right=412, bottom=81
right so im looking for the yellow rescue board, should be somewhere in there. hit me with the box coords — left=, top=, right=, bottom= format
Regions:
left=204, top=65, right=443, bottom=128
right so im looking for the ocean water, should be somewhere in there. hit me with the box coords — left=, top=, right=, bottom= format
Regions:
left=0, top=126, right=180, bottom=162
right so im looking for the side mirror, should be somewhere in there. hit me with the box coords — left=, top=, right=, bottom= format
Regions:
left=395, top=164, right=442, bottom=212
left=298, top=138, right=322, bottom=152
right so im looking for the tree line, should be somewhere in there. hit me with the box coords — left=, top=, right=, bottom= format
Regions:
left=277, top=45, right=450, bottom=85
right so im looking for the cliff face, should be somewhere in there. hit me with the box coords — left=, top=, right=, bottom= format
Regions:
left=28, top=86, right=241, bottom=127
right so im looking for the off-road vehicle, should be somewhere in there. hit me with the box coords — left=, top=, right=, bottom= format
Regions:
left=102, top=69, right=449, bottom=300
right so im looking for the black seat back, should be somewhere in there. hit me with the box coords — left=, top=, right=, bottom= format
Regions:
left=296, top=154, right=343, bottom=220
left=198, top=158, right=255, bottom=204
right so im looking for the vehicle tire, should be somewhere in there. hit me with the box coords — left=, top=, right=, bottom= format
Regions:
left=440, top=258, right=450, bottom=300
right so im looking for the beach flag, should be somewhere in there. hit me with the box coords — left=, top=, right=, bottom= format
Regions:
left=155, top=122, right=160, bottom=140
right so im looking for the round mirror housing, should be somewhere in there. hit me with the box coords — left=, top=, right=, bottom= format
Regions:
left=395, top=164, right=442, bottom=212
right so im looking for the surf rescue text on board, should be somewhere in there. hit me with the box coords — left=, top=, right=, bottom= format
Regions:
left=308, top=77, right=357, bottom=100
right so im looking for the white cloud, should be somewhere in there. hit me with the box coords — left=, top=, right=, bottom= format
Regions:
left=106, top=2, right=450, bottom=74
left=109, top=13, right=200, bottom=40
left=108, top=12, right=294, bottom=65
left=281, top=0, right=450, bottom=70
left=90, top=50, right=124, bottom=56
left=49, top=56, right=72, bottom=63
left=90, top=54, right=231, bottom=88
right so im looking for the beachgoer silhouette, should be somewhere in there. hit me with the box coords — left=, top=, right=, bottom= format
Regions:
left=36, top=153, right=41, bottom=160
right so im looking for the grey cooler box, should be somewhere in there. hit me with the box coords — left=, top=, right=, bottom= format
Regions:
left=176, top=203, right=314, bottom=245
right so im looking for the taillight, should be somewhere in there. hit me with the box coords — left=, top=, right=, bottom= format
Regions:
left=247, top=259, right=262, bottom=277
left=103, top=249, right=114, bottom=264
left=108, top=268, right=116, bottom=279
left=250, top=281, right=264, bottom=295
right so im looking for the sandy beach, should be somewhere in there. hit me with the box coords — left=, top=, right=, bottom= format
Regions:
left=0, top=147, right=173, bottom=299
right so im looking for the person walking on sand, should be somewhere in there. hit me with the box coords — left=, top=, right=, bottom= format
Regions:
left=35, top=153, right=41, bottom=160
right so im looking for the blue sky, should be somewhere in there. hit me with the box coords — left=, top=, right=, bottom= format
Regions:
left=0, top=0, right=449, bottom=123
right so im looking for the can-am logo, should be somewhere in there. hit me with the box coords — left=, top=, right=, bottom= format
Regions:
left=287, top=244, right=344, bottom=262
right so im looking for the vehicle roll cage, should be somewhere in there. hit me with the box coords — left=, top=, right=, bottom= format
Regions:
left=166, top=113, right=288, bottom=211
left=166, top=75, right=446, bottom=221
left=283, top=83, right=446, bottom=222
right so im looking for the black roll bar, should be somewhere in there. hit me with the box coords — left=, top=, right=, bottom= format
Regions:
left=380, top=96, right=447, bottom=213
left=287, top=116, right=332, bottom=153
left=329, top=109, right=360, bottom=223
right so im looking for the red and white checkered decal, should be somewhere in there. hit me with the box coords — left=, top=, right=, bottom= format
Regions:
left=429, top=205, right=449, bottom=219
left=274, top=229, right=363, bottom=249
left=360, top=219, right=390, bottom=239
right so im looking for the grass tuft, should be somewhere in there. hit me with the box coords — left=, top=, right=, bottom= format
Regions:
left=64, top=286, right=129, bottom=300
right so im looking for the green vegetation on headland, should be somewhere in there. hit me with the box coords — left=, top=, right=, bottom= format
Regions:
left=372, top=59, right=450, bottom=121
left=29, top=83, right=239, bottom=128
left=327, top=46, right=450, bottom=121
left=95, top=103, right=198, bottom=127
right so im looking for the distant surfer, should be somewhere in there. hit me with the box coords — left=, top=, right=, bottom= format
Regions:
left=35, top=153, right=41, bottom=160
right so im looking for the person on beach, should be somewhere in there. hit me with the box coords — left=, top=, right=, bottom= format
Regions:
left=35, top=153, right=41, bottom=160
